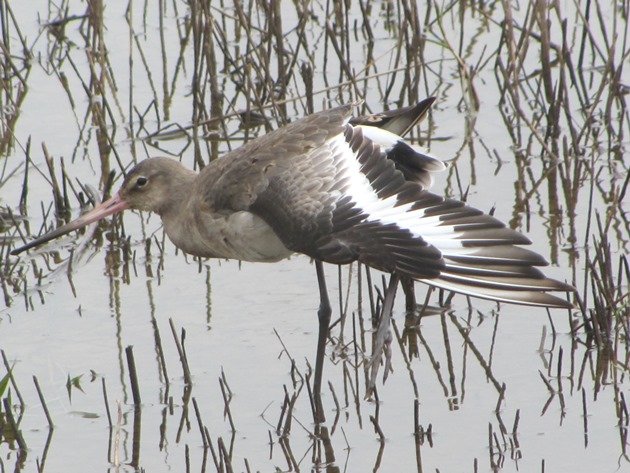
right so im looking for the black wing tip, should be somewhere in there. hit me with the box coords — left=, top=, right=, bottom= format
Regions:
left=522, top=280, right=577, bottom=309
left=416, top=96, right=437, bottom=110
left=532, top=290, right=576, bottom=309
left=522, top=293, right=575, bottom=309
left=426, top=280, right=576, bottom=309
left=555, top=280, right=578, bottom=293
left=424, top=273, right=577, bottom=309
left=348, top=97, right=438, bottom=138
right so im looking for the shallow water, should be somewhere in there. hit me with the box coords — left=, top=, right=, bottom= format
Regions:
left=1, top=1, right=628, bottom=472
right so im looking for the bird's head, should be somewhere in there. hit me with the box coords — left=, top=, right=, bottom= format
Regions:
left=10, top=157, right=194, bottom=255
left=118, top=157, right=193, bottom=214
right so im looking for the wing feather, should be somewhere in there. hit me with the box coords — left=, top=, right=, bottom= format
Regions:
left=201, top=103, right=573, bottom=308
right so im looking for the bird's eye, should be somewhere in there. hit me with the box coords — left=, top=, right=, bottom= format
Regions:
left=135, top=176, right=148, bottom=188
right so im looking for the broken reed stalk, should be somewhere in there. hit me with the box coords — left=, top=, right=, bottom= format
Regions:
left=102, top=377, right=113, bottom=429
left=150, top=317, right=170, bottom=386
left=276, top=387, right=289, bottom=435
left=32, top=375, right=53, bottom=429
left=192, top=397, right=209, bottom=448
left=581, top=387, right=589, bottom=446
left=512, top=409, right=521, bottom=439
left=219, top=377, right=235, bottom=432
left=3, top=396, right=27, bottom=450
left=283, top=388, right=298, bottom=436
left=18, top=137, right=31, bottom=215
left=41, top=143, right=65, bottom=218
left=169, top=317, right=192, bottom=384
left=125, top=345, right=142, bottom=405
left=1, top=349, right=25, bottom=409
left=327, top=381, right=340, bottom=414
left=203, top=426, right=221, bottom=472
left=217, top=436, right=234, bottom=473
left=369, top=414, right=385, bottom=442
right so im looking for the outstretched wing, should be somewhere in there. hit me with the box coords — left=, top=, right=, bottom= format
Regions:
left=202, top=104, right=572, bottom=308
left=314, top=125, right=572, bottom=307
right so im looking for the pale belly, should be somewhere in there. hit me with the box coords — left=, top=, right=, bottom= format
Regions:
left=220, top=211, right=294, bottom=262
left=165, top=210, right=293, bottom=262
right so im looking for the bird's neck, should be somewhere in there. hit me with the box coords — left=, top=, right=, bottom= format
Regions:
left=156, top=168, right=197, bottom=217
left=158, top=170, right=220, bottom=257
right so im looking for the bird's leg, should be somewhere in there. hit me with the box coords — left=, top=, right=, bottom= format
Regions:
left=313, top=260, right=331, bottom=424
left=366, top=272, right=400, bottom=397
left=401, top=275, right=417, bottom=313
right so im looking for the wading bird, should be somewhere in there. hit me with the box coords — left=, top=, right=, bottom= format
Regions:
left=11, top=98, right=574, bottom=422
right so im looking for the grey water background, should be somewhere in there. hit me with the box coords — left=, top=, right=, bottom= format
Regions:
left=1, top=1, right=628, bottom=472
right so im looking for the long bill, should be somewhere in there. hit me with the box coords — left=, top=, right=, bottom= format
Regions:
left=10, top=193, right=129, bottom=256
